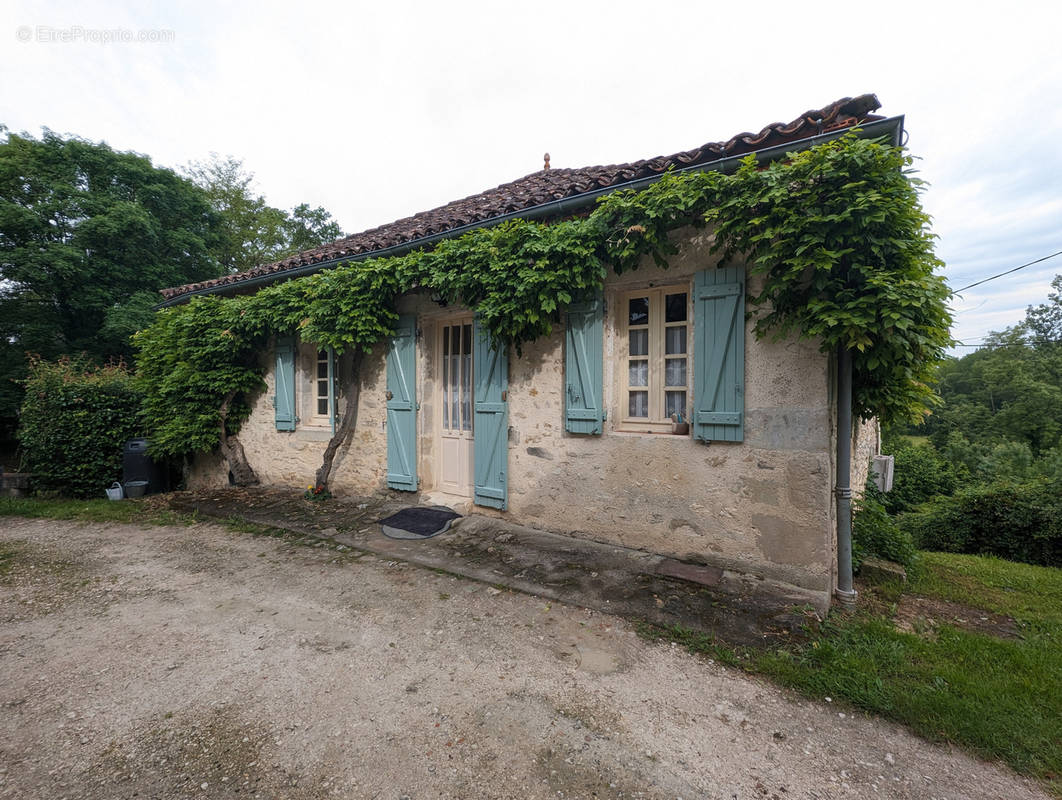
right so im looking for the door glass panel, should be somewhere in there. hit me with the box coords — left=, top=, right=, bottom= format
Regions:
left=461, top=324, right=472, bottom=431
left=450, top=327, right=460, bottom=432
left=628, top=297, right=649, bottom=326
left=665, top=357, right=686, bottom=387
left=442, top=323, right=473, bottom=434
left=665, top=293, right=687, bottom=322
left=441, top=328, right=449, bottom=430
left=629, top=391, right=648, bottom=418
left=665, top=326, right=686, bottom=355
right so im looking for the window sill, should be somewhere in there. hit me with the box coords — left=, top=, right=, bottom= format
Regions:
left=612, top=421, right=691, bottom=437
left=294, top=427, right=334, bottom=441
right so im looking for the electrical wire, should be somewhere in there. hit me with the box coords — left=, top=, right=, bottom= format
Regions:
left=953, top=250, right=1062, bottom=293
left=950, top=339, right=1060, bottom=348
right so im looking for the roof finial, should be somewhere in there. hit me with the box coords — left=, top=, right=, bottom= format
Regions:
left=543, top=152, right=550, bottom=170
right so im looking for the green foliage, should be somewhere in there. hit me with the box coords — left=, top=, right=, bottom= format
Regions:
left=0, top=128, right=225, bottom=423
left=133, top=296, right=265, bottom=459
left=593, top=134, right=953, bottom=424
left=852, top=486, right=917, bottom=570
left=900, top=481, right=1062, bottom=567
left=137, top=134, right=949, bottom=458
left=0, top=496, right=196, bottom=526
left=1023, top=274, right=1062, bottom=343
left=880, top=433, right=961, bottom=514
left=979, top=439, right=1037, bottom=482
left=416, top=218, right=605, bottom=352
left=17, top=358, right=143, bottom=498
left=183, top=155, right=344, bottom=274
left=756, top=608, right=1062, bottom=787
left=916, top=287, right=1062, bottom=459
left=910, top=550, right=1062, bottom=627
left=711, top=138, right=952, bottom=425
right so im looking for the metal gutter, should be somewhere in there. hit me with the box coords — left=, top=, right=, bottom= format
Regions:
left=158, top=115, right=905, bottom=308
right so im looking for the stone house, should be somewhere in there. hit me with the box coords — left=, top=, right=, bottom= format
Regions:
left=161, top=95, right=894, bottom=606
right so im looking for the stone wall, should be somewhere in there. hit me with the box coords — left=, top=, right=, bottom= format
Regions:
left=852, top=416, right=880, bottom=498
left=189, top=227, right=838, bottom=593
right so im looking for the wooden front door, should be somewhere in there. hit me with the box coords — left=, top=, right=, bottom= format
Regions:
left=436, top=318, right=474, bottom=497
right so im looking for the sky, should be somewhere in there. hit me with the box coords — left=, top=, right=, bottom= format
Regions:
left=2, top=0, right=1061, bottom=348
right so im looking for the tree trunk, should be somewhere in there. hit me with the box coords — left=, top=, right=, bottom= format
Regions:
left=315, top=349, right=365, bottom=489
left=218, top=391, right=259, bottom=486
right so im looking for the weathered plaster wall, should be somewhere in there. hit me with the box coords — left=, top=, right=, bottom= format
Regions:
left=500, top=230, right=833, bottom=591
left=187, top=340, right=392, bottom=492
left=189, top=227, right=836, bottom=592
left=852, top=417, right=880, bottom=499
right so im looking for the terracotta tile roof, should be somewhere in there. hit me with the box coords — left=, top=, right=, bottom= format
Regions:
left=161, top=94, right=883, bottom=302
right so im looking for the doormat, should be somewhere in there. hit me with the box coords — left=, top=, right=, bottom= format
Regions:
left=378, top=506, right=461, bottom=540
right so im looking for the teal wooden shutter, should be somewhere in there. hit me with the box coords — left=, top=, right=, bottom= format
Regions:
left=472, top=318, right=508, bottom=509
left=274, top=336, right=296, bottom=431
left=565, top=293, right=604, bottom=434
left=386, top=315, right=418, bottom=491
left=693, top=266, right=745, bottom=442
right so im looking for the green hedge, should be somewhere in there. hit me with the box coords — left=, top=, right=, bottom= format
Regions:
left=880, top=434, right=961, bottom=514
left=18, top=359, right=143, bottom=498
left=853, top=486, right=918, bottom=571
left=900, top=481, right=1062, bottom=567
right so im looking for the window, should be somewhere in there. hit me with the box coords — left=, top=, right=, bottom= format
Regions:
left=309, top=348, right=335, bottom=428
left=622, top=286, right=689, bottom=432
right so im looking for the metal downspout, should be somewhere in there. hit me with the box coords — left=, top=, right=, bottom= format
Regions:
left=835, top=346, right=857, bottom=607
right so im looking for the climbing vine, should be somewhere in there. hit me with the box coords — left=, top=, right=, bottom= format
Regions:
left=134, top=133, right=952, bottom=485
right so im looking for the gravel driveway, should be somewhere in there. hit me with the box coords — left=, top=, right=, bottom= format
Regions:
left=0, top=518, right=1048, bottom=799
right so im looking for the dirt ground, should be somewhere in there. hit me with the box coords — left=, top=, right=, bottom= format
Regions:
left=0, top=518, right=1049, bottom=800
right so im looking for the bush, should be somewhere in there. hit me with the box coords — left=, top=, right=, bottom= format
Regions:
left=880, top=434, right=960, bottom=514
left=18, top=358, right=144, bottom=498
left=979, top=440, right=1036, bottom=483
left=852, top=486, right=917, bottom=571
left=900, top=480, right=1062, bottom=567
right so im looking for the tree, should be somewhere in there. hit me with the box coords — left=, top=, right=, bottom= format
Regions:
left=901, top=275, right=1062, bottom=478
left=0, top=128, right=225, bottom=428
left=183, top=156, right=343, bottom=274
left=1023, top=274, right=1062, bottom=344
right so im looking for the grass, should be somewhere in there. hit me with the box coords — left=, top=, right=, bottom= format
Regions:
left=643, top=551, right=1062, bottom=794
left=901, top=434, right=931, bottom=447
left=0, top=496, right=196, bottom=526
